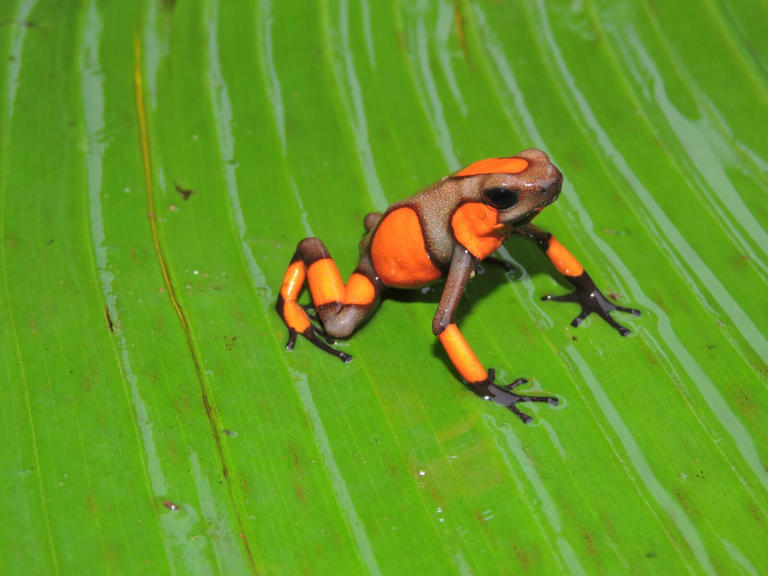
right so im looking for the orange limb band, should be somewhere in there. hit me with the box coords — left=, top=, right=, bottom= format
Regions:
left=282, top=300, right=311, bottom=332
left=438, top=324, right=488, bottom=383
left=280, top=261, right=307, bottom=300
left=455, top=157, right=528, bottom=177
left=345, top=272, right=376, bottom=306
left=546, top=237, right=584, bottom=277
left=307, top=258, right=345, bottom=306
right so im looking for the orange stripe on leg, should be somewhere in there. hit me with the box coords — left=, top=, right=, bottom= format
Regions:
left=438, top=324, right=488, bottom=383
left=307, top=258, right=345, bottom=306
left=280, top=261, right=307, bottom=300
left=345, top=273, right=376, bottom=306
left=282, top=301, right=311, bottom=332
left=546, top=237, right=584, bottom=277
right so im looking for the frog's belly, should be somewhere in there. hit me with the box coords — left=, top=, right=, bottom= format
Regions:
left=370, top=207, right=442, bottom=288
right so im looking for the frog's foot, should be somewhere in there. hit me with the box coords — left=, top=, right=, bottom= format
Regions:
left=278, top=297, right=352, bottom=363
left=285, top=326, right=352, bottom=363
left=542, top=273, right=640, bottom=336
left=467, top=369, right=558, bottom=424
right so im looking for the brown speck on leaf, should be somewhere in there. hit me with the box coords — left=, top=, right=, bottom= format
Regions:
left=106, top=306, right=114, bottom=332
left=175, top=183, right=194, bottom=201
left=454, top=1, right=470, bottom=63
left=163, top=500, right=179, bottom=511
left=10, top=21, right=37, bottom=28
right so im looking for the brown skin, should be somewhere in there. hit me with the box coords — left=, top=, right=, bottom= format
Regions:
left=277, top=149, right=640, bottom=423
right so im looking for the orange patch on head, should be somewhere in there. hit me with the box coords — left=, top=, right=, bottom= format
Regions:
left=451, top=202, right=505, bottom=260
left=371, top=207, right=443, bottom=288
left=455, top=157, right=528, bottom=177
left=438, top=324, right=487, bottom=383
left=546, top=237, right=584, bottom=277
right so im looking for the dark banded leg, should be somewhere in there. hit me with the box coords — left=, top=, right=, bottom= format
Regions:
left=434, top=245, right=558, bottom=423
left=515, top=224, right=641, bottom=334
left=277, top=237, right=382, bottom=363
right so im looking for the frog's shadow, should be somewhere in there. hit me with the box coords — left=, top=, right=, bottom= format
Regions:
left=381, top=238, right=567, bottom=374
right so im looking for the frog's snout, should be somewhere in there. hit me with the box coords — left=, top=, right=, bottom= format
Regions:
left=538, top=169, right=563, bottom=208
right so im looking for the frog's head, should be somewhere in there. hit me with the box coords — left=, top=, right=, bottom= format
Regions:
left=454, top=148, right=563, bottom=229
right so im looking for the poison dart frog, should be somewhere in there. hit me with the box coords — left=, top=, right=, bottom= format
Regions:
left=277, top=149, right=640, bottom=422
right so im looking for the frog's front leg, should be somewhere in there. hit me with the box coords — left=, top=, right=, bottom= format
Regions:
left=433, top=245, right=558, bottom=423
left=516, top=224, right=640, bottom=335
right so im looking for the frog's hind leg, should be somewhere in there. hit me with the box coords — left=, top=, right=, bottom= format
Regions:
left=277, top=237, right=382, bottom=363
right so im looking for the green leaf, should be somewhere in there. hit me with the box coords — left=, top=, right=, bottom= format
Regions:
left=2, top=0, right=767, bottom=573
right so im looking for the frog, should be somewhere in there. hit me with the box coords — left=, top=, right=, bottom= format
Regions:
left=276, top=149, right=640, bottom=422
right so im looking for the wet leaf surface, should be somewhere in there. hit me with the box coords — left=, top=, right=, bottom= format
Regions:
left=1, top=0, right=767, bottom=573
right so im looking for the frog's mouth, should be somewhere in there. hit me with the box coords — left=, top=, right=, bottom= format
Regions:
left=511, top=181, right=562, bottom=225
left=509, top=209, right=542, bottom=226
left=503, top=196, right=557, bottom=226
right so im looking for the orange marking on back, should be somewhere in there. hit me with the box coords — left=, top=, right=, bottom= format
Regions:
left=283, top=301, right=311, bottom=332
left=546, top=237, right=584, bottom=277
left=345, top=273, right=376, bottom=306
left=371, top=207, right=442, bottom=288
left=455, top=157, right=528, bottom=177
left=451, top=202, right=505, bottom=260
left=307, top=258, right=344, bottom=306
left=280, top=261, right=306, bottom=301
left=438, top=324, right=487, bottom=383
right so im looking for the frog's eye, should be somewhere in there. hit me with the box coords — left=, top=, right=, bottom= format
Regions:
left=484, top=187, right=519, bottom=210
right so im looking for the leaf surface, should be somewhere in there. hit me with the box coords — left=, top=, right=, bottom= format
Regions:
left=1, top=0, right=767, bottom=573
